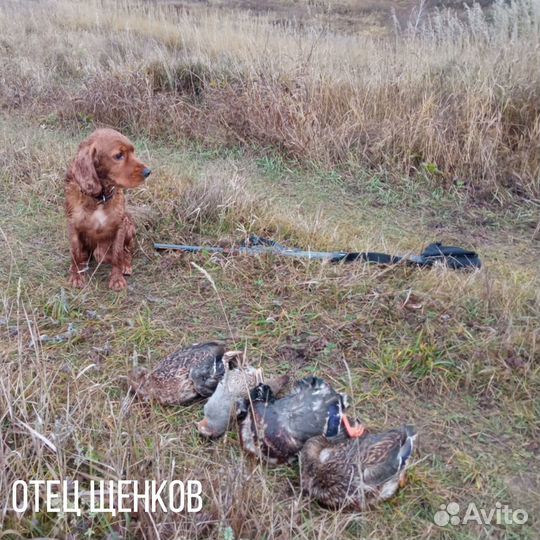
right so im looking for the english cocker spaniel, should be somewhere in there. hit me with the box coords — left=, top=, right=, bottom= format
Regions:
left=65, top=129, right=151, bottom=290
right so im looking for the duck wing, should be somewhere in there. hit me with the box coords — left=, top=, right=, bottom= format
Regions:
left=274, top=396, right=331, bottom=441
left=253, top=379, right=346, bottom=459
left=359, top=425, right=417, bottom=485
left=250, top=401, right=302, bottom=461
left=151, top=342, right=221, bottom=379
left=237, top=391, right=308, bottom=463
left=277, top=378, right=347, bottom=440
left=188, top=342, right=226, bottom=397
left=147, top=342, right=225, bottom=404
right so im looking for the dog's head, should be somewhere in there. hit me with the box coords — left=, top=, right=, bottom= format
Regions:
left=70, top=128, right=151, bottom=197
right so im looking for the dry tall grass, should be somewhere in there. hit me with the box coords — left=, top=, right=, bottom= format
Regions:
left=0, top=0, right=538, bottom=199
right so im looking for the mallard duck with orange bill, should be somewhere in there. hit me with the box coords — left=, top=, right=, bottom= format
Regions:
left=236, top=376, right=363, bottom=465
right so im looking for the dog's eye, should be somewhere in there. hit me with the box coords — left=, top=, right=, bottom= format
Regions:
left=114, top=152, right=124, bottom=160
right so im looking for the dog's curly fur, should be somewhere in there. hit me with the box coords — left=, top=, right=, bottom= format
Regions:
left=65, top=128, right=151, bottom=291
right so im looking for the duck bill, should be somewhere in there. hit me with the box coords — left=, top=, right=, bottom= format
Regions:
left=197, top=417, right=218, bottom=438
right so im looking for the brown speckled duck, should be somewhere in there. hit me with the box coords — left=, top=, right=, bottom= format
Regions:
left=128, top=342, right=240, bottom=406
left=300, top=424, right=417, bottom=509
left=236, top=376, right=363, bottom=465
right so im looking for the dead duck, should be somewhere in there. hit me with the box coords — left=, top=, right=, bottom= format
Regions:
left=236, top=376, right=363, bottom=465
left=197, top=361, right=289, bottom=438
left=128, top=342, right=240, bottom=406
left=300, top=424, right=417, bottom=509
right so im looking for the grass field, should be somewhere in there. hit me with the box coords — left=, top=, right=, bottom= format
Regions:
left=0, top=1, right=539, bottom=539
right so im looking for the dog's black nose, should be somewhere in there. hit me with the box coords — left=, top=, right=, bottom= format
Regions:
left=143, top=168, right=152, bottom=178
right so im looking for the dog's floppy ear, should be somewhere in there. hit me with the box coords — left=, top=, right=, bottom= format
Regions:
left=71, top=141, right=101, bottom=197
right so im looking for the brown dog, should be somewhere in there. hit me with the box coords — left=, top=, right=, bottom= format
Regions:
left=65, top=128, right=151, bottom=291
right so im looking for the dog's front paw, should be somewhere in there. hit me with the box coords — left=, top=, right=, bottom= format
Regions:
left=68, top=273, right=87, bottom=288
left=109, top=274, right=127, bottom=291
